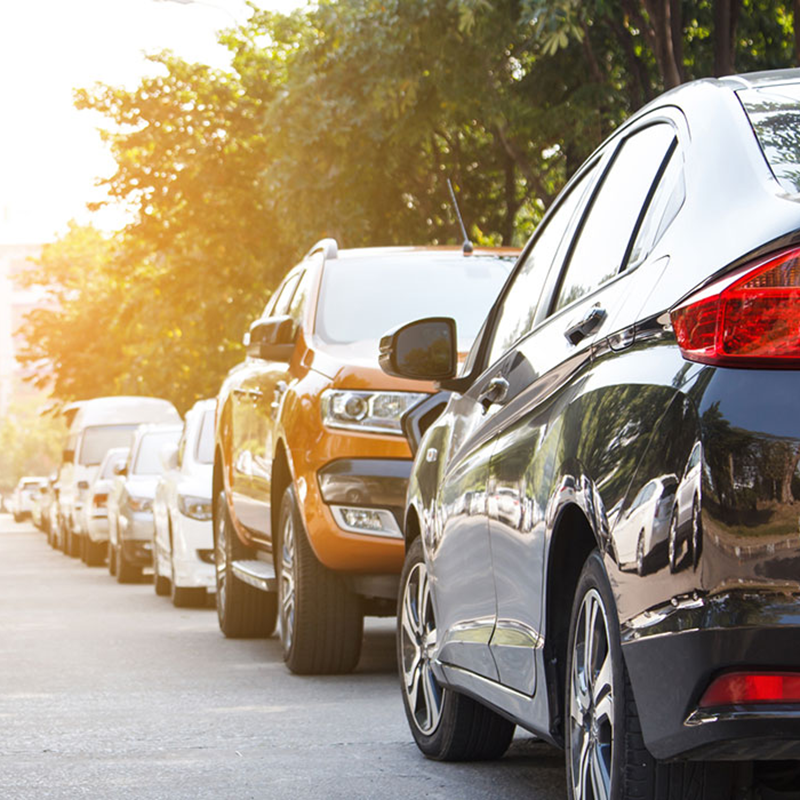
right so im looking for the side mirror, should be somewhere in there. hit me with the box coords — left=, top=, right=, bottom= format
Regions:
left=379, top=317, right=457, bottom=381
left=113, top=461, right=128, bottom=477
left=160, top=442, right=179, bottom=473
left=247, top=315, right=296, bottom=362
left=77, top=480, right=90, bottom=491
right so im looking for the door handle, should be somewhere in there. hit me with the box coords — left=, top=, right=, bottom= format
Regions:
left=564, top=304, right=607, bottom=345
left=478, top=375, right=509, bottom=411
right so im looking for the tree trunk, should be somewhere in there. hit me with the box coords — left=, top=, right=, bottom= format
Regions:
left=642, top=0, right=683, bottom=88
left=502, top=155, right=519, bottom=246
left=713, top=0, right=741, bottom=77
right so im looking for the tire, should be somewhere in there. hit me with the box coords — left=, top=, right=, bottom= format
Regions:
left=171, top=580, right=206, bottom=608
left=116, top=544, right=140, bottom=583
left=214, top=489, right=277, bottom=637
left=398, top=536, right=515, bottom=761
left=107, top=539, right=117, bottom=576
left=153, top=547, right=170, bottom=596
left=13, top=513, right=21, bottom=523
left=85, top=538, right=105, bottom=567
left=565, top=550, right=737, bottom=800
left=277, top=486, right=363, bottom=675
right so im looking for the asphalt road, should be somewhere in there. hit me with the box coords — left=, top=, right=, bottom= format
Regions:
left=0, top=514, right=567, bottom=799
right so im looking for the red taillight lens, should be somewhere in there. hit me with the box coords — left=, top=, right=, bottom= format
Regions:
left=699, top=672, right=800, bottom=707
left=671, top=248, right=800, bottom=366
left=93, top=493, right=108, bottom=509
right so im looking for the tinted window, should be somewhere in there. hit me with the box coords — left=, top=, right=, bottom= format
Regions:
left=288, top=267, right=313, bottom=329
left=195, top=410, right=215, bottom=465
left=488, top=165, right=596, bottom=365
left=628, top=140, right=683, bottom=266
left=315, top=255, right=514, bottom=350
left=132, top=430, right=181, bottom=476
left=554, top=124, right=677, bottom=313
left=79, top=425, right=139, bottom=466
left=739, top=84, right=800, bottom=193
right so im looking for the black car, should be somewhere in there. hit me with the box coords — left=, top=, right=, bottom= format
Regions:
left=380, top=70, right=800, bottom=799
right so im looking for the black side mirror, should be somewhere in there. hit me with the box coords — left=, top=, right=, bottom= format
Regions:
left=247, top=315, right=296, bottom=362
left=379, top=317, right=457, bottom=381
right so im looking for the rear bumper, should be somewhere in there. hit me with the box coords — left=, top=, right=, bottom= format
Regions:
left=622, top=591, right=800, bottom=760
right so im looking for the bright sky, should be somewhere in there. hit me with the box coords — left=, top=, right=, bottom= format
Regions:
left=0, top=0, right=306, bottom=245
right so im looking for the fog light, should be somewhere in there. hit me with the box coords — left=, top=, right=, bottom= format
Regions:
left=700, top=672, right=800, bottom=707
left=331, top=505, right=402, bottom=539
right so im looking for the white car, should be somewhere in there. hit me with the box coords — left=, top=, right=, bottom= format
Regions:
left=79, top=446, right=130, bottom=566
left=108, top=423, right=183, bottom=583
left=153, top=399, right=215, bottom=607
left=10, top=477, right=46, bottom=521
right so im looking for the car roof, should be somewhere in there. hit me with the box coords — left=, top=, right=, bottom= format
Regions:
left=332, top=246, right=520, bottom=262
left=67, top=396, right=181, bottom=430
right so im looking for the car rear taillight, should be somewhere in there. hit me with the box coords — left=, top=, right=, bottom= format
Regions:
left=699, top=671, right=800, bottom=707
left=670, top=247, right=800, bottom=367
left=93, top=493, right=108, bottom=509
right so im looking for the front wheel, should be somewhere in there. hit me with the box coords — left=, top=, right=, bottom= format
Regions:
left=277, top=486, right=363, bottom=675
left=565, top=551, right=737, bottom=800
left=153, top=545, right=170, bottom=596
left=398, top=536, right=514, bottom=761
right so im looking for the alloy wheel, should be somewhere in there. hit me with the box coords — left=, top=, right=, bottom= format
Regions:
left=569, top=588, right=614, bottom=800
left=400, top=560, right=443, bottom=735
left=279, top=511, right=296, bottom=653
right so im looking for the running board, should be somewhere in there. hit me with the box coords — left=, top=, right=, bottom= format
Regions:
left=231, top=559, right=277, bottom=592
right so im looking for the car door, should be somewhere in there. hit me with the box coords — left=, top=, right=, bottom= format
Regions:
left=485, top=121, right=681, bottom=695
left=247, top=262, right=316, bottom=542
left=431, top=157, right=603, bottom=682
left=229, top=272, right=300, bottom=532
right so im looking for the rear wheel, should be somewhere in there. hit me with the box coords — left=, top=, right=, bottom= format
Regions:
left=566, top=551, right=737, bottom=800
left=398, top=536, right=515, bottom=760
left=278, top=486, right=363, bottom=675
left=214, top=490, right=277, bottom=637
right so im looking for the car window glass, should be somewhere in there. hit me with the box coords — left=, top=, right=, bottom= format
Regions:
left=628, top=139, right=683, bottom=267
left=195, top=410, right=215, bottom=465
left=554, top=124, right=677, bottom=313
left=271, top=273, right=301, bottom=317
left=177, top=432, right=187, bottom=469
left=132, top=430, right=181, bottom=476
left=487, top=165, right=597, bottom=365
left=288, top=268, right=312, bottom=328
left=78, top=425, right=139, bottom=466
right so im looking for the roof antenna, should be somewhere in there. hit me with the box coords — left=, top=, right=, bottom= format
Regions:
left=447, top=178, right=473, bottom=255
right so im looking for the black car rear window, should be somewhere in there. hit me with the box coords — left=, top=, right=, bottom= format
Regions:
left=739, top=84, right=800, bottom=194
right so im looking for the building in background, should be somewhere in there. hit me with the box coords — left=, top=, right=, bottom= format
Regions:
left=0, top=243, right=44, bottom=418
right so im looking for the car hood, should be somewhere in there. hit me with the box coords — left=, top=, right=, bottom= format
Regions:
left=124, top=476, right=160, bottom=499
left=308, top=338, right=437, bottom=392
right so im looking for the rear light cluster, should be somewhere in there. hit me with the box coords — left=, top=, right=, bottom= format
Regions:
left=700, top=671, right=800, bottom=707
left=671, top=247, right=800, bottom=366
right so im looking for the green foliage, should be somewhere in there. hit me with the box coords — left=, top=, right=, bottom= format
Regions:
left=0, top=394, right=65, bottom=492
left=16, top=0, right=800, bottom=413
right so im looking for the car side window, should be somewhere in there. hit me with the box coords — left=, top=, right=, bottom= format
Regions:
left=553, top=124, right=677, bottom=313
left=177, top=433, right=186, bottom=469
left=487, top=163, right=597, bottom=366
left=288, top=264, right=316, bottom=328
left=271, top=272, right=302, bottom=317
left=627, top=139, right=684, bottom=267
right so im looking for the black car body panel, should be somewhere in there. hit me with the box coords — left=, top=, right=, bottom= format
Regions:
left=399, top=70, right=800, bottom=766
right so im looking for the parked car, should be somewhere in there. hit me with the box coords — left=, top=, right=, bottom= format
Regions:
left=78, top=447, right=130, bottom=567
left=55, top=397, right=181, bottom=557
left=153, top=399, right=216, bottom=607
left=379, top=70, right=800, bottom=799
left=10, top=477, right=46, bottom=522
left=214, top=240, right=516, bottom=675
left=108, top=424, right=182, bottom=583
left=30, top=480, right=52, bottom=531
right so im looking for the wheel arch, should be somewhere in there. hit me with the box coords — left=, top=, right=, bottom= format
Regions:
left=543, top=502, right=598, bottom=747
left=270, top=439, right=293, bottom=542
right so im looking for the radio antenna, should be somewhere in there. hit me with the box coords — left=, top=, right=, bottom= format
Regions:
left=447, top=178, right=473, bottom=255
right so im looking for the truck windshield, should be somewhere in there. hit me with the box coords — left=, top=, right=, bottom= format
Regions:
left=314, top=254, right=514, bottom=350
left=133, top=430, right=181, bottom=475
